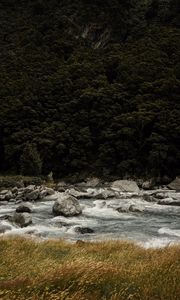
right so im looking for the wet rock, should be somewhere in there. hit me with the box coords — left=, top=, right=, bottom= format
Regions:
left=0, top=195, right=6, bottom=201
left=9, top=199, right=16, bottom=203
left=168, top=177, right=180, bottom=191
left=111, top=180, right=140, bottom=193
left=116, top=206, right=129, bottom=213
left=94, top=189, right=115, bottom=199
left=143, top=194, right=156, bottom=202
left=15, top=199, right=23, bottom=204
left=0, top=225, right=12, bottom=233
left=12, top=212, right=32, bottom=227
left=157, top=198, right=180, bottom=206
left=4, top=191, right=13, bottom=201
left=16, top=191, right=25, bottom=200
left=24, top=185, right=36, bottom=192
left=16, top=203, right=32, bottom=213
left=12, top=187, right=18, bottom=194
left=0, top=215, right=11, bottom=220
left=153, top=192, right=168, bottom=199
left=25, top=189, right=39, bottom=201
left=75, top=227, right=94, bottom=234
left=129, top=205, right=143, bottom=213
left=39, top=187, right=55, bottom=199
left=52, top=194, right=82, bottom=217
left=67, top=188, right=89, bottom=199
left=0, top=189, right=9, bottom=195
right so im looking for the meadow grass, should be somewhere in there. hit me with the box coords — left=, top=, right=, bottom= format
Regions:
left=0, top=237, right=179, bottom=300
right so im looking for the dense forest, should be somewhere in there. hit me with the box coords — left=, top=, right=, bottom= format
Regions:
left=0, top=0, right=180, bottom=180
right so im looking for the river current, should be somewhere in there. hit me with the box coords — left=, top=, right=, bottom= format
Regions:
left=0, top=190, right=180, bottom=248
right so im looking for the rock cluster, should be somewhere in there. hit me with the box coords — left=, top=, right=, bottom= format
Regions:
left=0, top=185, right=55, bottom=204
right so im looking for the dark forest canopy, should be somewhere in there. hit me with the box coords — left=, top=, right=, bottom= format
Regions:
left=0, top=0, right=180, bottom=180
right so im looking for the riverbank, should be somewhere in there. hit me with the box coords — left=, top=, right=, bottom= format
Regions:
left=0, top=237, right=179, bottom=300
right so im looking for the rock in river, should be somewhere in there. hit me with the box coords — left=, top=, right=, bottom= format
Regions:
left=12, top=212, right=32, bottom=227
left=16, top=203, right=33, bottom=213
left=74, top=227, right=94, bottom=234
left=111, top=180, right=140, bottom=193
left=52, top=194, right=82, bottom=217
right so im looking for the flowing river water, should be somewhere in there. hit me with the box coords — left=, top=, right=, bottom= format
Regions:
left=0, top=189, right=180, bottom=248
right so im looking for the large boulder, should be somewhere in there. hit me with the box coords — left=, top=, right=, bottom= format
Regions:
left=12, top=212, right=32, bottom=227
left=111, top=180, right=140, bottom=193
left=168, top=177, right=180, bottom=191
left=52, top=194, right=82, bottom=217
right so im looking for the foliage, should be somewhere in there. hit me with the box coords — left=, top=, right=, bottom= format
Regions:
left=0, top=0, right=179, bottom=179
left=20, top=143, right=42, bottom=176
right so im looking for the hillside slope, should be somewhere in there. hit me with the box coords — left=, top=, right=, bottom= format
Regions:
left=0, top=0, right=180, bottom=179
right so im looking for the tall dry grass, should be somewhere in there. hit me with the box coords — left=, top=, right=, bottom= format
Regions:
left=0, top=237, right=179, bottom=300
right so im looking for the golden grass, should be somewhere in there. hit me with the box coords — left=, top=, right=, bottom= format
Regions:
left=0, top=237, right=179, bottom=300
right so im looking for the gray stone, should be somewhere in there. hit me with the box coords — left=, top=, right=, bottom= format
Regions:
left=0, top=195, right=6, bottom=201
left=116, top=206, right=129, bottom=213
left=24, top=185, right=36, bottom=192
left=26, top=189, right=39, bottom=201
left=0, top=190, right=9, bottom=195
left=168, top=177, right=180, bottom=191
left=143, top=194, right=156, bottom=202
left=16, top=203, right=32, bottom=213
left=39, top=187, right=55, bottom=199
left=111, top=180, right=140, bottom=193
left=12, top=187, right=18, bottom=194
left=52, top=194, right=82, bottom=217
left=12, top=212, right=32, bottom=227
left=154, top=192, right=168, bottom=199
left=4, top=191, right=13, bottom=201
left=158, top=198, right=180, bottom=206
left=129, top=205, right=143, bottom=213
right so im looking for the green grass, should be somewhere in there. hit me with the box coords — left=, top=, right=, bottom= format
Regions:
left=0, top=237, right=179, bottom=299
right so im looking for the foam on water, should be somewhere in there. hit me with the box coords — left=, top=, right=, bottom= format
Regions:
left=141, top=237, right=179, bottom=249
left=158, top=227, right=180, bottom=237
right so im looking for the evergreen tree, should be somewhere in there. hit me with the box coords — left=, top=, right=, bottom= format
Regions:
left=20, top=143, right=42, bottom=176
